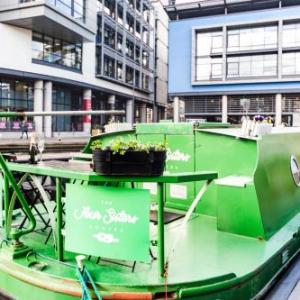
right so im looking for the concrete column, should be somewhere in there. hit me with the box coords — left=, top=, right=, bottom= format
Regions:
left=34, top=80, right=43, bottom=135
left=140, top=103, right=147, bottom=123
left=126, top=99, right=134, bottom=124
left=222, top=95, right=228, bottom=123
left=275, top=93, right=282, bottom=126
left=108, top=95, right=116, bottom=122
left=83, top=89, right=92, bottom=134
left=173, top=96, right=180, bottom=122
left=44, top=81, right=52, bottom=138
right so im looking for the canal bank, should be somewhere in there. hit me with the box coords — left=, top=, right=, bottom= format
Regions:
left=0, top=137, right=88, bottom=154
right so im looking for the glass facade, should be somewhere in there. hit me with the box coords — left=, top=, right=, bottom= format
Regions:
left=196, top=31, right=223, bottom=55
left=0, top=78, right=34, bottom=131
left=21, top=0, right=86, bottom=21
left=52, top=85, right=83, bottom=132
left=0, top=78, right=33, bottom=111
left=227, top=25, right=277, bottom=52
left=282, top=52, right=300, bottom=75
left=96, top=0, right=153, bottom=92
left=227, top=54, right=277, bottom=78
left=283, top=23, right=300, bottom=48
left=32, top=32, right=82, bottom=71
left=47, top=0, right=86, bottom=21
left=195, top=30, right=223, bottom=81
left=196, top=57, right=222, bottom=81
left=195, top=22, right=300, bottom=82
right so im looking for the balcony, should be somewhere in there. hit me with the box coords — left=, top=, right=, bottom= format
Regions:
left=0, top=0, right=96, bottom=42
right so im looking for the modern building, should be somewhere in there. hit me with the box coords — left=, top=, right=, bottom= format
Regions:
left=166, top=0, right=300, bottom=126
left=152, top=0, right=169, bottom=121
left=0, top=0, right=165, bottom=137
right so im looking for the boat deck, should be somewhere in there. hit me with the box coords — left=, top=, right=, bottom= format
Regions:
left=5, top=210, right=300, bottom=292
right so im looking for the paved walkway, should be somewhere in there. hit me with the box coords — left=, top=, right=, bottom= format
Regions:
left=0, top=137, right=89, bottom=146
left=0, top=137, right=90, bottom=154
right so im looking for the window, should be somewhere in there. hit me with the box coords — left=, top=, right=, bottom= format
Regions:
left=96, top=46, right=102, bottom=74
left=282, top=52, right=300, bottom=75
left=142, top=27, right=149, bottom=45
left=52, top=86, right=82, bottom=132
left=136, top=21, right=141, bottom=39
left=142, top=73, right=149, bottom=90
left=117, top=33, right=123, bottom=53
left=0, top=79, right=33, bottom=111
left=104, top=0, right=115, bottom=19
left=196, top=57, right=222, bottom=81
left=227, top=25, right=277, bottom=52
left=96, top=15, right=102, bottom=44
left=117, top=62, right=123, bottom=80
left=196, top=30, right=223, bottom=56
left=126, top=39, right=134, bottom=59
left=136, top=0, right=141, bottom=12
left=117, top=4, right=123, bottom=25
left=32, top=32, right=82, bottom=70
left=135, top=46, right=141, bottom=64
left=32, top=32, right=44, bottom=60
left=227, top=54, right=277, bottom=78
left=142, top=50, right=149, bottom=68
left=135, top=70, right=140, bottom=87
left=143, top=4, right=150, bottom=23
left=53, top=0, right=85, bottom=21
left=283, top=23, right=300, bottom=48
left=104, top=55, right=115, bottom=78
left=125, top=66, right=134, bottom=84
left=126, top=13, right=134, bottom=34
left=104, top=24, right=115, bottom=49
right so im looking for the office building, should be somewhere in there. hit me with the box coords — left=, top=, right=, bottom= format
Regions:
left=166, top=0, right=300, bottom=125
left=0, top=0, right=165, bottom=137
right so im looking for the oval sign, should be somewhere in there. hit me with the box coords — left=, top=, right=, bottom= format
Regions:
left=291, top=155, right=300, bottom=187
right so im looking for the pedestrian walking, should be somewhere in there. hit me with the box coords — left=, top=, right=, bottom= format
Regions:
left=20, top=119, right=29, bottom=139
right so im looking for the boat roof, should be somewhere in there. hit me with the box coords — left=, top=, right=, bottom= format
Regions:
left=198, top=127, right=300, bottom=140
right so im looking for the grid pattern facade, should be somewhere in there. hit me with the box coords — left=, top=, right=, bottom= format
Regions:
left=96, top=0, right=154, bottom=94
left=194, top=21, right=300, bottom=83
left=184, top=96, right=222, bottom=115
left=228, top=95, right=275, bottom=114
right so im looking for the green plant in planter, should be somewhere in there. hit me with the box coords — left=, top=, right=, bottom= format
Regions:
left=91, top=138, right=167, bottom=155
left=90, top=140, right=102, bottom=151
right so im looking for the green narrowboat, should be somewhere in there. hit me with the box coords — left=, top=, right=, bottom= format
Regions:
left=0, top=121, right=300, bottom=300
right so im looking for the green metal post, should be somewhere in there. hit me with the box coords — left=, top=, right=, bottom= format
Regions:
left=56, top=177, right=63, bottom=261
left=0, top=154, right=36, bottom=241
left=157, top=182, right=165, bottom=277
left=3, top=174, right=9, bottom=238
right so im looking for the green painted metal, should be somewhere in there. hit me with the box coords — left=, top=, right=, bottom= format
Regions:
left=65, top=184, right=150, bottom=262
left=157, top=182, right=165, bottom=277
left=1, top=123, right=300, bottom=300
left=217, top=184, right=265, bottom=238
left=136, top=122, right=194, bottom=135
left=254, top=133, right=300, bottom=239
left=3, top=175, right=9, bottom=239
left=56, top=177, right=63, bottom=261
left=5, top=161, right=216, bottom=278
left=0, top=154, right=36, bottom=242
left=195, top=131, right=257, bottom=217
left=6, top=163, right=217, bottom=183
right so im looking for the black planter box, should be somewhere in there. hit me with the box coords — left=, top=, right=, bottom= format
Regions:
left=93, top=149, right=166, bottom=176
